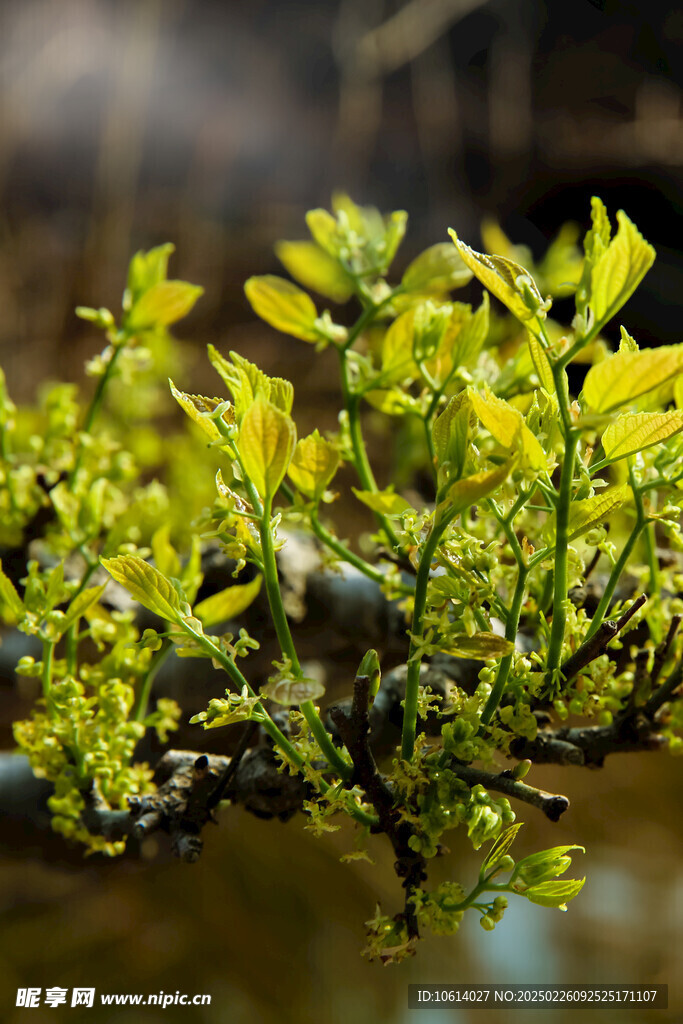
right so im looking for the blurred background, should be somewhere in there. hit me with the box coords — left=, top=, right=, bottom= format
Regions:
left=0, top=0, right=681, bottom=1021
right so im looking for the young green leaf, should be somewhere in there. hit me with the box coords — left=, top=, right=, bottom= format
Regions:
left=353, top=488, right=413, bottom=516
left=127, top=280, right=204, bottom=330
left=61, top=584, right=108, bottom=631
left=601, top=410, right=683, bottom=463
left=441, top=632, right=515, bottom=659
left=260, top=675, right=326, bottom=705
left=237, top=396, right=296, bottom=500
left=522, top=877, right=585, bottom=911
left=590, top=210, right=655, bottom=328
left=481, top=822, right=523, bottom=875
left=448, top=230, right=550, bottom=333
left=101, top=555, right=183, bottom=622
left=583, top=345, right=683, bottom=413
left=151, top=523, right=181, bottom=580
left=468, top=386, right=546, bottom=471
left=357, top=649, right=381, bottom=701
left=193, top=575, right=262, bottom=628
left=244, top=275, right=320, bottom=342
left=514, top=844, right=585, bottom=886
left=0, top=561, right=24, bottom=620
left=288, top=430, right=340, bottom=500
left=126, top=243, right=175, bottom=306
left=380, top=310, right=419, bottom=383
left=169, top=380, right=234, bottom=442
left=275, top=240, right=354, bottom=303
left=402, top=243, right=473, bottom=294
left=431, top=391, right=471, bottom=478
left=442, top=458, right=516, bottom=519
left=546, top=485, right=630, bottom=543
left=527, top=332, right=555, bottom=394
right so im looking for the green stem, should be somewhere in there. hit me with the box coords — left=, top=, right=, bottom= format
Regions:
left=134, top=638, right=174, bottom=722
left=69, top=337, right=126, bottom=488
left=545, top=361, right=579, bottom=684
left=42, top=640, right=55, bottom=718
left=401, top=518, right=445, bottom=761
left=310, top=508, right=412, bottom=594
left=259, top=496, right=351, bottom=779
left=480, top=562, right=529, bottom=727
left=584, top=461, right=646, bottom=642
left=338, top=349, right=401, bottom=552
left=65, top=552, right=99, bottom=677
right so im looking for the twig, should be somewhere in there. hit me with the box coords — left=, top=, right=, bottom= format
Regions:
left=450, top=764, right=569, bottom=822
left=328, top=675, right=426, bottom=940
left=650, top=615, right=682, bottom=688
left=645, top=661, right=683, bottom=718
left=561, top=594, right=647, bottom=683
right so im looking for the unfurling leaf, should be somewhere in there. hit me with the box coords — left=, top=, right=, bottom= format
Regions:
left=522, top=877, right=585, bottom=911
left=169, top=380, right=234, bottom=442
left=357, top=649, right=381, bottom=701
left=432, top=392, right=471, bottom=478
left=583, top=345, right=683, bottom=413
left=546, top=485, right=630, bottom=542
left=244, top=275, right=320, bottom=342
left=482, top=822, right=523, bottom=874
left=288, top=430, right=340, bottom=500
left=194, top=575, right=262, bottom=627
left=601, top=410, right=683, bottom=462
left=353, top=487, right=412, bottom=516
left=442, top=632, right=515, bottom=659
left=449, top=230, right=550, bottom=333
left=238, top=397, right=296, bottom=500
left=101, top=555, right=183, bottom=622
left=443, top=458, right=516, bottom=519
left=468, top=386, right=546, bottom=471
left=128, top=280, right=204, bottom=330
left=527, top=332, right=555, bottom=393
left=61, top=584, right=108, bottom=631
left=275, top=240, right=354, bottom=303
left=208, top=346, right=293, bottom=423
left=590, top=210, right=655, bottom=328
left=402, top=243, right=473, bottom=293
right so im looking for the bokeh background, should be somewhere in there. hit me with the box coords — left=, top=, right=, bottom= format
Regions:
left=0, top=0, right=681, bottom=1021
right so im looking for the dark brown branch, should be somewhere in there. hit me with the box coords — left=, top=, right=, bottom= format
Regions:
left=450, top=764, right=569, bottom=821
left=328, top=675, right=426, bottom=943
left=561, top=594, right=647, bottom=683
left=645, top=661, right=683, bottom=718
left=511, top=714, right=667, bottom=768
left=650, top=615, right=682, bottom=689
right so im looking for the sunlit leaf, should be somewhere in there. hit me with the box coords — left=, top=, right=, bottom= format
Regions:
left=443, top=458, right=516, bottom=519
left=244, top=275, right=320, bottom=342
left=601, top=410, right=683, bottom=462
left=583, top=345, right=683, bottom=413
left=402, top=243, right=473, bottom=293
left=469, top=386, right=546, bottom=471
left=194, top=575, right=262, bottom=627
left=288, top=430, right=340, bottom=500
left=61, top=584, right=108, bottom=631
left=482, top=822, right=523, bottom=874
left=275, top=240, right=354, bottom=303
left=238, top=397, right=296, bottom=500
left=442, top=632, right=515, bottom=659
left=169, top=380, right=234, bottom=442
left=432, top=391, right=471, bottom=478
left=101, top=555, right=183, bottom=622
left=590, top=210, right=655, bottom=327
left=523, top=877, right=585, bottom=911
left=0, top=561, right=24, bottom=620
left=353, top=488, right=412, bottom=516
left=128, top=280, right=204, bottom=330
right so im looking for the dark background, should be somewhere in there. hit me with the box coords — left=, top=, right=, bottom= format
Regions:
left=0, top=1, right=681, bottom=1022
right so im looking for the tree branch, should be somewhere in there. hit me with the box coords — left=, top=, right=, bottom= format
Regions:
left=450, top=763, right=569, bottom=821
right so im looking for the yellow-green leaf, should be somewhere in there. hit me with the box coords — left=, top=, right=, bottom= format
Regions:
left=101, top=555, right=183, bottom=622
left=546, top=485, right=630, bottom=543
left=169, top=380, right=234, bottom=442
left=244, top=275, right=320, bottom=342
left=0, top=560, right=24, bottom=620
left=444, top=458, right=516, bottom=519
left=449, top=230, right=549, bottom=332
left=194, top=575, right=262, bottom=627
left=469, top=386, right=546, bottom=471
left=207, top=346, right=293, bottom=422
left=151, top=523, right=181, bottom=579
left=432, top=392, right=471, bottom=476
left=128, top=280, right=204, bottom=330
left=275, top=240, right=353, bottom=303
left=61, top=584, right=108, bottom=631
left=482, top=823, right=523, bottom=874
left=601, top=410, right=683, bottom=462
left=527, top=332, right=555, bottom=393
left=380, top=310, right=419, bottom=383
left=402, top=243, right=473, bottom=293
left=305, top=208, right=339, bottom=256
left=288, top=430, right=340, bottom=500
left=590, top=210, right=655, bottom=327
left=523, top=877, right=585, bottom=911
left=353, top=488, right=412, bottom=516
left=583, top=345, right=683, bottom=413
left=363, top=389, right=421, bottom=417
left=442, top=632, right=515, bottom=659
left=238, top=397, right=296, bottom=500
